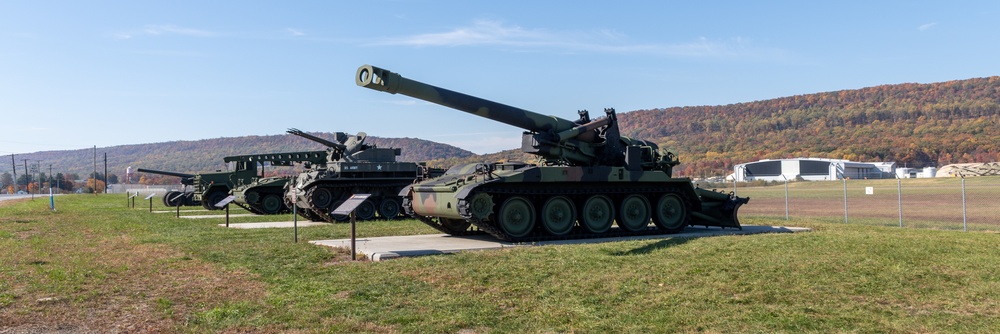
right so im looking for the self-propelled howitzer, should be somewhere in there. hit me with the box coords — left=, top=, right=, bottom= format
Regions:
left=356, top=64, right=749, bottom=241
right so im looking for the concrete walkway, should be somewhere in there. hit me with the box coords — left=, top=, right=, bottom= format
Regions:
left=311, top=225, right=810, bottom=261
left=179, top=213, right=258, bottom=219
left=219, top=221, right=328, bottom=228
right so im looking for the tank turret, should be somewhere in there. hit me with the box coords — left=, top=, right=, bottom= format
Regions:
left=357, top=64, right=748, bottom=241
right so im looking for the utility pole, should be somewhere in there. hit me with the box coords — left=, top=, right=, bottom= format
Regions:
left=103, top=152, right=108, bottom=194
left=10, top=154, right=16, bottom=193
left=22, top=159, right=29, bottom=195
left=93, top=146, right=97, bottom=195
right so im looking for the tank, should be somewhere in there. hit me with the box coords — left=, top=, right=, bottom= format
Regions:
left=228, top=151, right=329, bottom=214
left=284, top=128, right=445, bottom=222
left=138, top=150, right=329, bottom=213
left=356, top=64, right=749, bottom=241
left=134, top=168, right=200, bottom=207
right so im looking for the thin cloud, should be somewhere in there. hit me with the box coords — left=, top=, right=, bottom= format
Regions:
left=374, top=20, right=549, bottom=47
left=918, top=22, right=938, bottom=31
left=369, top=20, right=784, bottom=60
left=285, top=28, right=306, bottom=36
left=115, top=24, right=217, bottom=40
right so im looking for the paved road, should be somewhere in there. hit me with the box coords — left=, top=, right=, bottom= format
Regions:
left=0, top=193, right=60, bottom=202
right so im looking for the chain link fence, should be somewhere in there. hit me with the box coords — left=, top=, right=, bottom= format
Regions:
left=697, top=176, right=1000, bottom=231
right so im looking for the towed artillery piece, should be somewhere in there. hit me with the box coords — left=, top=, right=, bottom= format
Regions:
left=134, top=168, right=200, bottom=207
left=356, top=64, right=749, bottom=241
left=284, top=128, right=444, bottom=222
left=138, top=150, right=328, bottom=214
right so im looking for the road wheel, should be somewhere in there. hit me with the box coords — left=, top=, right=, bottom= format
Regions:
left=378, top=197, right=401, bottom=220
left=440, top=218, right=472, bottom=233
left=617, top=194, right=651, bottom=232
left=652, top=193, right=688, bottom=232
left=260, top=194, right=284, bottom=214
left=498, top=196, right=535, bottom=239
left=579, top=195, right=614, bottom=234
left=541, top=196, right=576, bottom=236
left=311, top=188, right=333, bottom=208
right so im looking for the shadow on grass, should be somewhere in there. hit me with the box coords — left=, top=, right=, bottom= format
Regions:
left=607, top=237, right=693, bottom=256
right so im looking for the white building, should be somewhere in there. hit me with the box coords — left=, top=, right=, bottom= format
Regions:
left=732, top=158, right=896, bottom=182
left=894, top=167, right=937, bottom=178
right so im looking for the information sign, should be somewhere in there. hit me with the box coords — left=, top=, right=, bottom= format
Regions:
left=332, top=194, right=372, bottom=216
left=214, top=195, right=237, bottom=208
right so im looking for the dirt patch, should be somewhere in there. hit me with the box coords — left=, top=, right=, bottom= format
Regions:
left=0, top=233, right=268, bottom=332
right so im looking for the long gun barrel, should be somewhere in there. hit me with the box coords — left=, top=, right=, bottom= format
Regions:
left=136, top=168, right=195, bottom=178
left=287, top=128, right=347, bottom=152
left=356, top=64, right=583, bottom=135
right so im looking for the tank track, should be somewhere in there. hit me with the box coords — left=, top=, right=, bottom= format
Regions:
left=304, top=180, right=414, bottom=223
left=402, top=197, right=484, bottom=236
left=463, top=184, right=708, bottom=242
left=233, top=201, right=262, bottom=214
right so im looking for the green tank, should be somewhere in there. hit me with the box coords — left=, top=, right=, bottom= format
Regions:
left=356, top=64, right=749, bottom=241
left=284, top=128, right=444, bottom=222
left=228, top=151, right=329, bottom=214
left=138, top=150, right=329, bottom=214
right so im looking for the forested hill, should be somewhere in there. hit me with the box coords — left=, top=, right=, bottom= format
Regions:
left=14, top=133, right=474, bottom=180
left=13, top=77, right=1000, bottom=181
left=618, top=76, right=1000, bottom=177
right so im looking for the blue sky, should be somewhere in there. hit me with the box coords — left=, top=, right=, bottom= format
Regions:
left=2, top=1, right=998, bottom=155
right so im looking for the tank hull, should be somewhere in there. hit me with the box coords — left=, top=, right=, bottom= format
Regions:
left=285, top=161, right=441, bottom=222
left=233, top=177, right=292, bottom=214
left=404, top=163, right=748, bottom=241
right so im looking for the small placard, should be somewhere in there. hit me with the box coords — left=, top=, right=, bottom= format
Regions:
left=214, top=195, right=237, bottom=208
left=332, top=194, right=372, bottom=216
left=865, top=186, right=874, bottom=195
left=144, top=193, right=156, bottom=200
left=169, top=193, right=185, bottom=201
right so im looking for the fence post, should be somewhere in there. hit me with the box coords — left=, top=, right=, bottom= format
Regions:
left=961, top=174, right=967, bottom=232
left=781, top=175, right=789, bottom=220
left=896, top=174, right=902, bottom=228
left=843, top=176, right=849, bottom=224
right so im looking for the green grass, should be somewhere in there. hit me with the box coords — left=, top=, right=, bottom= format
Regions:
left=2, top=194, right=1000, bottom=332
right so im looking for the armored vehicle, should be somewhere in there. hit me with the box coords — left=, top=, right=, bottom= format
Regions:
left=228, top=151, right=329, bottom=214
left=356, top=64, right=749, bottom=241
left=284, top=128, right=444, bottom=222
left=138, top=150, right=328, bottom=213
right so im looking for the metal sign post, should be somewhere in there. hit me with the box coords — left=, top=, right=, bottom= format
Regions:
left=167, top=193, right=185, bottom=217
left=332, top=194, right=372, bottom=261
left=145, top=193, right=156, bottom=212
left=293, top=186, right=298, bottom=243
left=214, top=195, right=237, bottom=227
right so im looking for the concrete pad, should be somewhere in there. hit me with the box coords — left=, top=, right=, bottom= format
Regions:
left=219, top=221, right=328, bottom=229
left=310, top=225, right=810, bottom=261
left=152, top=209, right=209, bottom=214
left=179, top=213, right=257, bottom=219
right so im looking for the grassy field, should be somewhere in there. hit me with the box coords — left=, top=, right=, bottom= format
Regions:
left=2, top=193, right=1000, bottom=332
left=713, top=176, right=1000, bottom=231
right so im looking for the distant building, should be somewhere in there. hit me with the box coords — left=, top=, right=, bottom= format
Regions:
left=894, top=167, right=937, bottom=178
left=732, top=158, right=896, bottom=182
